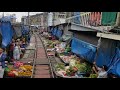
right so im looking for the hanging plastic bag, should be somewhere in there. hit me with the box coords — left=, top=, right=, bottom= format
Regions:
left=13, top=46, right=20, bottom=60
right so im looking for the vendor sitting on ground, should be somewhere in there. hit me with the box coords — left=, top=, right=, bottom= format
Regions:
left=92, top=62, right=108, bottom=78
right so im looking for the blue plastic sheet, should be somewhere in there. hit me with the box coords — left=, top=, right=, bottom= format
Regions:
left=55, top=28, right=63, bottom=39
left=108, top=48, right=120, bottom=77
left=53, top=27, right=57, bottom=36
left=95, top=41, right=116, bottom=67
left=0, top=21, right=13, bottom=47
left=95, top=49, right=115, bottom=67
left=51, top=27, right=57, bottom=36
left=51, top=28, right=54, bottom=35
left=71, top=37, right=96, bottom=63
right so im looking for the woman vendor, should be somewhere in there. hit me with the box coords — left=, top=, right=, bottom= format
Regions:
left=92, top=62, right=108, bottom=78
left=9, top=38, right=15, bottom=60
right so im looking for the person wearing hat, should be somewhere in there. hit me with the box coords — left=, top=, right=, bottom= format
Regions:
left=0, top=48, right=7, bottom=68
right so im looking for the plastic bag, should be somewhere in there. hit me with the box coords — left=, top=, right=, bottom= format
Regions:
left=60, top=42, right=66, bottom=49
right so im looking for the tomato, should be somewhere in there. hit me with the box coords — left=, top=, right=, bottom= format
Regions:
left=8, top=72, right=15, bottom=77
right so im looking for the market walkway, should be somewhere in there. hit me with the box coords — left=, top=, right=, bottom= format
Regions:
left=18, top=33, right=52, bottom=78
left=33, top=33, right=51, bottom=78
left=20, top=34, right=36, bottom=63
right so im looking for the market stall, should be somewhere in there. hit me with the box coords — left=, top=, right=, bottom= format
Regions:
left=4, top=61, right=33, bottom=78
left=39, top=26, right=110, bottom=78
left=53, top=60, right=95, bottom=78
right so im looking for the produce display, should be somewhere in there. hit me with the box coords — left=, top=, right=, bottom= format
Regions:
left=4, top=63, right=33, bottom=78
left=18, top=71, right=32, bottom=77
left=65, top=66, right=78, bottom=76
left=14, top=61, right=24, bottom=68
left=54, top=63, right=65, bottom=71
left=42, top=32, right=95, bottom=78
left=7, top=70, right=18, bottom=77
left=54, top=60, right=92, bottom=78
left=43, top=39, right=60, bottom=49
left=75, top=62, right=92, bottom=74
left=59, top=54, right=79, bottom=64
left=59, top=56, right=70, bottom=63
left=65, top=45, right=71, bottom=52
left=55, top=42, right=67, bottom=53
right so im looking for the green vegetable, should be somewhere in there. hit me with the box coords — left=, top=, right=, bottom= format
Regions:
left=54, top=63, right=65, bottom=71
left=85, top=63, right=92, bottom=73
left=75, top=62, right=92, bottom=73
left=66, top=66, right=76, bottom=76
left=5, top=67, right=10, bottom=72
left=65, top=45, right=71, bottom=52
left=89, top=74, right=97, bottom=78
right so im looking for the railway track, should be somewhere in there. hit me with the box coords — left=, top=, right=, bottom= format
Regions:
left=20, top=32, right=62, bottom=78
left=31, top=33, right=55, bottom=78
left=37, top=33, right=63, bottom=78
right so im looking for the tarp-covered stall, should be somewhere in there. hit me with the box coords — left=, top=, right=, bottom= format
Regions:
left=53, top=27, right=57, bottom=36
left=108, top=45, right=120, bottom=77
left=95, top=39, right=116, bottom=67
left=0, top=21, right=13, bottom=47
left=55, top=28, right=63, bottom=39
left=51, top=27, right=63, bottom=39
left=71, top=37, right=96, bottom=63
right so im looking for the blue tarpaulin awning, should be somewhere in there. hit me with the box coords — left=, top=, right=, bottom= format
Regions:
left=55, top=28, right=63, bottom=39
left=108, top=48, right=120, bottom=77
left=0, top=21, right=13, bottom=47
left=71, top=37, right=96, bottom=63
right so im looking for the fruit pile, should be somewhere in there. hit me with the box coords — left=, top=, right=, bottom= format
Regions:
left=4, top=64, right=33, bottom=78
left=18, top=71, right=32, bottom=77
left=19, top=65, right=33, bottom=71
left=17, top=65, right=33, bottom=77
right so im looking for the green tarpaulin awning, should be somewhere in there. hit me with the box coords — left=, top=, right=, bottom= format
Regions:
left=101, top=12, right=118, bottom=26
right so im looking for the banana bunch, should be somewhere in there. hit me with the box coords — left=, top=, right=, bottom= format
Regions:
left=20, top=65, right=33, bottom=71
left=18, top=71, right=32, bottom=76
